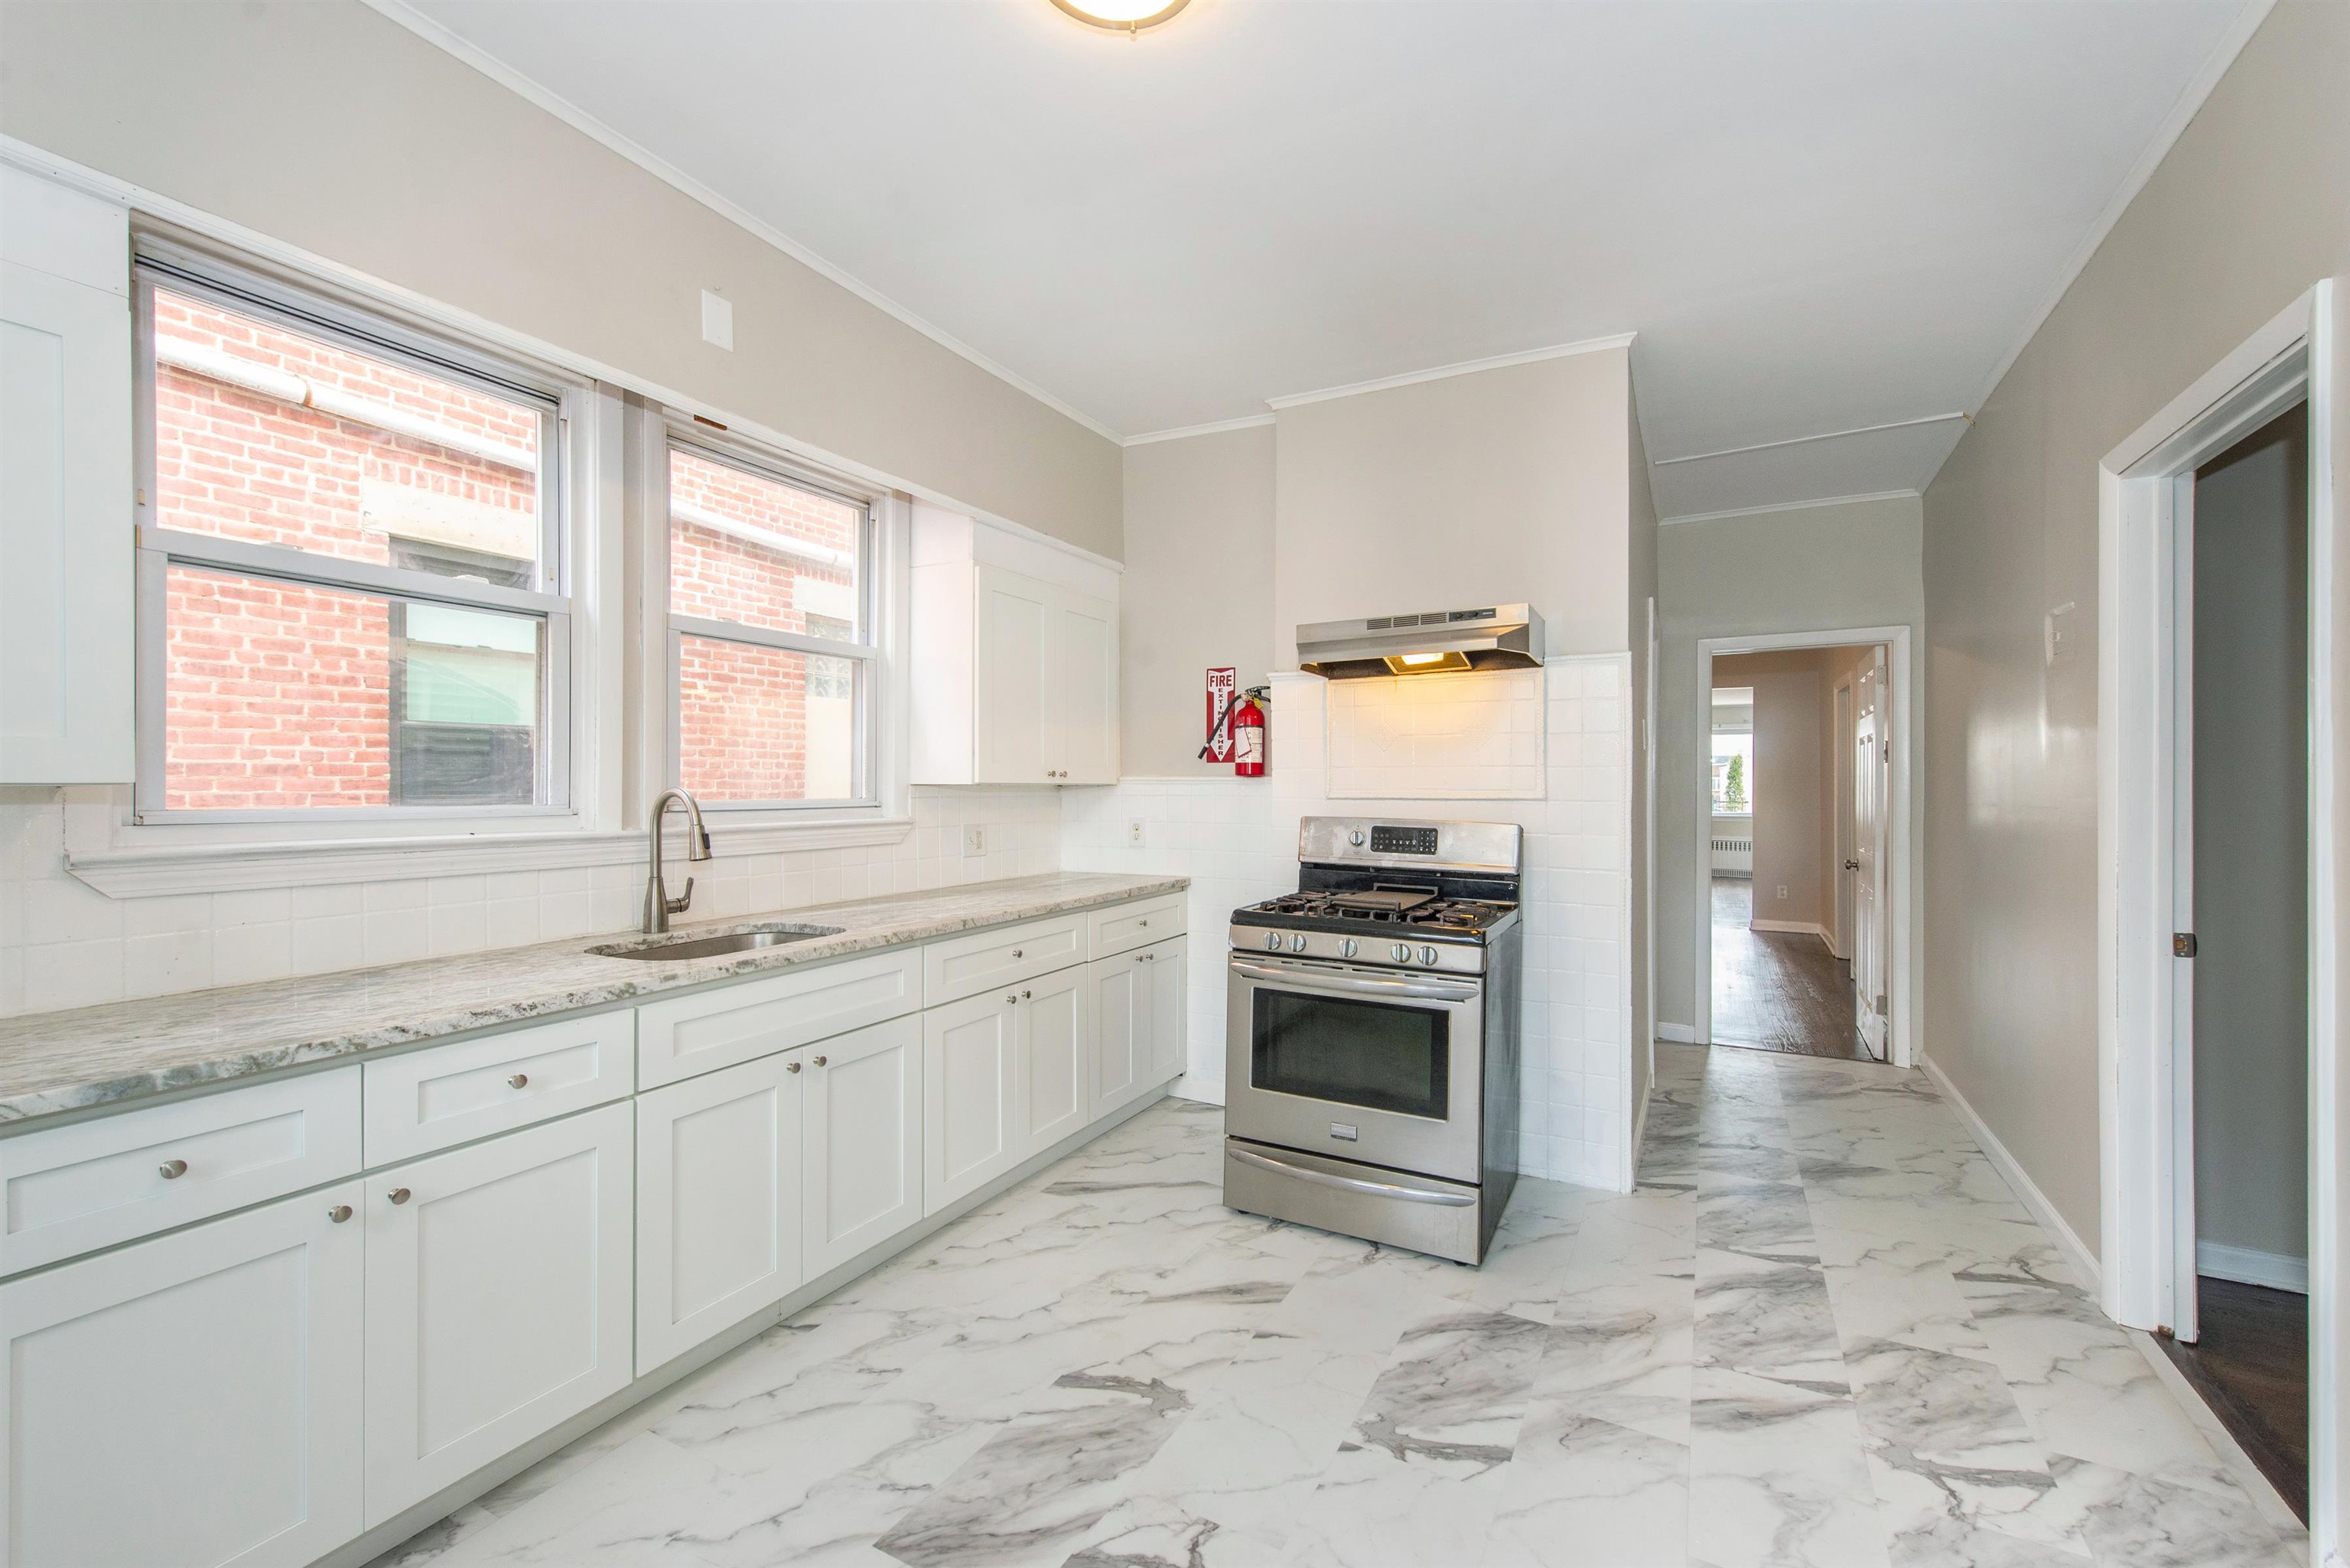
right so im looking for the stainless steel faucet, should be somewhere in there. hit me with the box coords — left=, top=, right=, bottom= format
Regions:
left=643, top=788, right=714, bottom=933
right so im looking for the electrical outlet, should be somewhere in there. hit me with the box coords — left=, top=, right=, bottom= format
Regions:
left=1776, top=884, right=1789, bottom=900
left=962, top=826, right=985, bottom=856
left=1128, top=819, right=1147, bottom=847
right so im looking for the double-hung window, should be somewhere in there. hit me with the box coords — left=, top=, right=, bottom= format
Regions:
left=666, top=439, right=874, bottom=808
left=132, top=252, right=572, bottom=821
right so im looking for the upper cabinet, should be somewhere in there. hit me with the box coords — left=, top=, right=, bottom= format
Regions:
left=0, top=164, right=135, bottom=785
left=910, top=505, right=1118, bottom=786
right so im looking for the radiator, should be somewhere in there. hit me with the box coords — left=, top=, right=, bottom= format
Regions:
left=1710, top=833, right=1753, bottom=875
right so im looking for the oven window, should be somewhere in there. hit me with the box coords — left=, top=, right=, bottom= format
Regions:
left=1251, top=992, right=1450, bottom=1120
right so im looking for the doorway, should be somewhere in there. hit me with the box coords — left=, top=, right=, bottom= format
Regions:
left=1703, top=640, right=1891, bottom=1061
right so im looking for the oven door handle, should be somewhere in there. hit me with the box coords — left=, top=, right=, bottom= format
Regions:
left=1229, top=1146, right=1476, bottom=1207
left=1228, top=957, right=1480, bottom=1002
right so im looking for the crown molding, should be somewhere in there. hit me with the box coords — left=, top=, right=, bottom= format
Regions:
left=1264, top=333, right=1637, bottom=412
left=358, top=0, right=1125, bottom=447
left=1659, top=489, right=1921, bottom=527
left=1121, top=414, right=1277, bottom=447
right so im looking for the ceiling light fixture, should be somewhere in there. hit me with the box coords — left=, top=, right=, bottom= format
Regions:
left=1050, top=0, right=1189, bottom=35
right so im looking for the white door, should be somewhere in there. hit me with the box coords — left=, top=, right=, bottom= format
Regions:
left=1, top=178, right=135, bottom=785
left=1055, top=590, right=1118, bottom=783
left=1853, top=656, right=1889, bottom=1060
left=1834, top=679, right=1857, bottom=961
left=923, top=990, right=1020, bottom=1213
left=636, top=1054, right=803, bottom=1373
left=1090, top=950, right=1147, bottom=1117
left=0, top=1183, right=364, bottom=1568
left=1143, top=938, right=1189, bottom=1087
left=1021, top=965, right=1092, bottom=1156
left=365, top=1104, right=633, bottom=1525
left=804, top=1016, right=922, bottom=1277
left=974, top=567, right=1053, bottom=785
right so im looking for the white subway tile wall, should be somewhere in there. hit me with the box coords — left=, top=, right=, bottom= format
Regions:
left=1060, top=656, right=1634, bottom=1190
left=0, top=788, right=1061, bottom=1017
left=1325, top=666, right=1546, bottom=799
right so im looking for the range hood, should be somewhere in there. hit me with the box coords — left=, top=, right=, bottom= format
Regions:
left=1297, top=603, right=1544, bottom=680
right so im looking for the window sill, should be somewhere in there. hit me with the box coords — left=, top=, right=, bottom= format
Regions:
left=67, top=815, right=916, bottom=898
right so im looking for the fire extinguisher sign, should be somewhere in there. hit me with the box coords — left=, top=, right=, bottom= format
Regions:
left=1205, top=668, right=1236, bottom=763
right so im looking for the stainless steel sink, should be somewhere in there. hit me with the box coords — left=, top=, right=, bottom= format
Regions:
left=588, top=923, right=844, bottom=961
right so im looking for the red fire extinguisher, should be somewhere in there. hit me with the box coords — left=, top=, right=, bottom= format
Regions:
left=1232, top=686, right=1269, bottom=777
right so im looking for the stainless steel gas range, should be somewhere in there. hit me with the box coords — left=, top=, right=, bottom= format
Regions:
left=1223, top=816, right=1522, bottom=1264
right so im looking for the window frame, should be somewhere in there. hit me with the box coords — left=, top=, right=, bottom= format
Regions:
left=129, top=244, right=584, bottom=826
left=661, top=429, right=882, bottom=813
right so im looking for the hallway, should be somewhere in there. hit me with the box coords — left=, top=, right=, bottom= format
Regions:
left=1710, top=877, right=1867, bottom=1059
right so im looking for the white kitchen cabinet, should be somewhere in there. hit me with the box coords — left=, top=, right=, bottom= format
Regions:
left=909, top=506, right=1119, bottom=787
left=634, top=1051, right=803, bottom=1372
left=802, top=1015, right=922, bottom=1277
left=0, top=1181, right=364, bottom=1568
left=922, top=989, right=1019, bottom=1214
left=364, top=1104, right=633, bottom=1526
left=1020, top=964, right=1092, bottom=1155
left=1, top=165, right=134, bottom=785
left=1089, top=936, right=1188, bottom=1120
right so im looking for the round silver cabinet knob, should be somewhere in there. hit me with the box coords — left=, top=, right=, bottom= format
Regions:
left=507, top=1073, right=529, bottom=1089
left=327, top=1204, right=353, bottom=1224
left=1264, top=932, right=1282, bottom=952
left=157, top=1158, right=189, bottom=1180
left=1011, top=948, right=1024, bottom=959
left=1420, top=945, right=1439, bottom=966
left=1349, top=830, right=1365, bottom=846
left=1391, top=942, right=1411, bottom=962
left=813, top=1055, right=828, bottom=1067
left=1339, top=939, right=1357, bottom=959
left=388, top=1187, right=412, bottom=1205
left=786, top=1060, right=802, bottom=1073
left=1290, top=933, right=1308, bottom=953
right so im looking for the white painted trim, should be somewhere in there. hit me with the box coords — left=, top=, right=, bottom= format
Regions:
left=1749, top=919, right=1834, bottom=948
left=1694, top=626, right=1915, bottom=1070
left=65, top=818, right=915, bottom=898
left=2198, top=1241, right=2310, bottom=1294
left=1121, top=414, right=1275, bottom=447
left=1657, top=1023, right=1697, bottom=1045
left=0, top=137, right=1122, bottom=580
left=1658, top=489, right=1921, bottom=528
left=1922, top=1051, right=2104, bottom=1296
left=355, top=0, right=1125, bottom=446
left=1935, top=0, right=2277, bottom=490
left=1652, top=413, right=1968, bottom=469
left=1263, top=333, right=1636, bottom=411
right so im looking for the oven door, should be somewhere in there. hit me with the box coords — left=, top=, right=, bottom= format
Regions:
left=1225, top=953, right=1485, bottom=1183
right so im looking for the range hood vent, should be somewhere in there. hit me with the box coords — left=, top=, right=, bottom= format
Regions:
left=1297, top=603, right=1544, bottom=680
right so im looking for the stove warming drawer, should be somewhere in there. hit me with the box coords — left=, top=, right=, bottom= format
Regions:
left=1223, top=1140, right=1489, bottom=1265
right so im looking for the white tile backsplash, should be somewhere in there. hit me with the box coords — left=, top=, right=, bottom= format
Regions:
left=1325, top=667, right=1547, bottom=799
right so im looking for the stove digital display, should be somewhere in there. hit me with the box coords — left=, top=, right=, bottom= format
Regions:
left=1369, top=825, right=1440, bottom=857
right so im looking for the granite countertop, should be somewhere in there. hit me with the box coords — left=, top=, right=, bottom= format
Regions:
left=0, top=872, right=1188, bottom=1129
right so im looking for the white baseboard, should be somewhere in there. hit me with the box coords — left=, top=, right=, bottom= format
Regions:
left=1919, top=1052, right=2104, bottom=1296
left=1657, top=1023, right=1697, bottom=1045
left=1749, top=919, right=1833, bottom=949
left=2197, top=1241, right=2309, bottom=1293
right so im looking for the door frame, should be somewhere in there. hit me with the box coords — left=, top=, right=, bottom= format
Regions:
left=2100, top=281, right=2338, bottom=1557
left=1833, top=672, right=1857, bottom=961
left=1693, top=624, right=1915, bottom=1068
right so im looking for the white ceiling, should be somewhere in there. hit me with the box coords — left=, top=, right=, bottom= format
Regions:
left=393, top=0, right=2257, bottom=520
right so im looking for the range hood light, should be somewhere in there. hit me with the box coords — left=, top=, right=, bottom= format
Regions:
left=1385, top=650, right=1472, bottom=675
left=1050, top=0, right=1190, bottom=32
left=1298, top=603, right=1545, bottom=681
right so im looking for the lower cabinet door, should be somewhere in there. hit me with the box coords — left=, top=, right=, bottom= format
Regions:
left=364, top=1104, right=633, bottom=1527
left=0, top=1182, right=364, bottom=1568
left=1144, top=937, right=1190, bottom=1087
left=1020, top=965, right=1092, bottom=1156
left=635, top=1052, right=805, bottom=1372
left=923, top=990, right=1018, bottom=1214
left=1089, top=950, right=1147, bottom=1118
left=803, top=1016, right=921, bottom=1278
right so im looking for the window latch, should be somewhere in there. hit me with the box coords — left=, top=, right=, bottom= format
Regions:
left=2173, top=932, right=2197, bottom=958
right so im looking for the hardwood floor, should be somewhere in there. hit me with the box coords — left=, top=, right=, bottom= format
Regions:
left=2156, top=1276, right=2309, bottom=1523
left=1709, top=876, right=1867, bottom=1059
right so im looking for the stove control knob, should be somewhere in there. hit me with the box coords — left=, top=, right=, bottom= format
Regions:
left=1419, top=945, right=1440, bottom=967
left=1260, top=932, right=1280, bottom=951
left=1349, top=830, right=1366, bottom=847
left=1339, top=939, right=1357, bottom=959
left=1291, top=933, right=1309, bottom=953
left=1390, top=942, right=1411, bottom=962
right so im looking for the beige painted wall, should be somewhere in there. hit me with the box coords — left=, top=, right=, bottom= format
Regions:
left=1920, top=0, right=2350, bottom=1261
left=1119, top=425, right=1277, bottom=776
left=1271, top=348, right=1635, bottom=661
left=0, top=0, right=1122, bottom=557
left=1656, top=496, right=1924, bottom=1033
left=1715, top=652, right=1828, bottom=929
left=1628, top=382, right=1659, bottom=1105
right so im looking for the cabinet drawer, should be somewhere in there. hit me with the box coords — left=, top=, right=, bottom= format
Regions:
left=923, top=913, right=1086, bottom=1007
left=363, top=1012, right=636, bottom=1165
left=636, top=948, right=921, bottom=1090
left=1089, top=894, right=1185, bottom=959
left=0, top=1068, right=360, bottom=1276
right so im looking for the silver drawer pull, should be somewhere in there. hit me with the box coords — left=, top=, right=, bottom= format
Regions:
left=1228, top=1147, right=1476, bottom=1207
left=812, top=1055, right=828, bottom=1067
left=786, top=1060, right=802, bottom=1073
left=1005, top=993, right=1020, bottom=1004
left=158, top=1158, right=189, bottom=1180
left=507, top=1072, right=529, bottom=1089
left=388, top=1187, right=412, bottom=1205
left=1139, top=919, right=1148, bottom=928
left=1011, top=948, right=1024, bottom=958
left=327, top=1204, right=353, bottom=1224
left=1020, top=989, right=1031, bottom=1000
